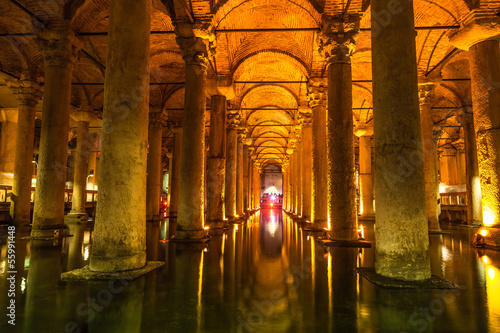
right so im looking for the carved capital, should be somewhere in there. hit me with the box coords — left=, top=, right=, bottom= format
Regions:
left=432, top=126, right=444, bottom=142
left=317, top=17, right=359, bottom=64
left=418, top=84, right=436, bottom=105
left=36, top=21, right=81, bottom=68
left=227, top=112, right=240, bottom=128
left=456, top=107, right=474, bottom=125
left=7, top=80, right=43, bottom=107
left=70, top=104, right=99, bottom=123
left=176, top=35, right=214, bottom=68
left=306, top=79, right=327, bottom=108
left=149, top=112, right=167, bottom=128
left=298, top=111, right=312, bottom=127
left=449, top=10, right=500, bottom=50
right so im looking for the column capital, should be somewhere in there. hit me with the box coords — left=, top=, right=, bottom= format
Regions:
left=6, top=80, right=43, bottom=107
left=433, top=126, right=444, bottom=142
left=36, top=20, right=82, bottom=68
left=175, top=21, right=215, bottom=68
left=456, top=106, right=474, bottom=125
left=306, top=78, right=327, bottom=108
left=70, top=104, right=99, bottom=123
left=418, top=83, right=437, bottom=105
left=206, top=76, right=235, bottom=99
left=298, top=110, right=312, bottom=127
left=455, top=142, right=465, bottom=152
left=317, top=16, right=360, bottom=64
left=149, top=111, right=167, bottom=128
left=449, top=10, right=500, bottom=50
left=227, top=112, right=241, bottom=128
left=354, top=124, right=373, bottom=137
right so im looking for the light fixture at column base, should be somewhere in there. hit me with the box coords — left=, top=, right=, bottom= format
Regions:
left=474, top=226, right=500, bottom=249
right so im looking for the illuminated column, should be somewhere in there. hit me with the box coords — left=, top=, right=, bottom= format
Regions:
left=254, top=166, right=261, bottom=208
left=89, top=0, right=151, bottom=272
left=243, top=144, right=249, bottom=212
left=299, top=111, right=312, bottom=220
left=290, top=149, right=297, bottom=214
left=450, top=11, right=500, bottom=226
left=456, top=143, right=466, bottom=185
left=0, top=108, right=17, bottom=185
left=307, top=80, right=328, bottom=228
left=355, top=129, right=374, bottom=218
left=66, top=107, right=98, bottom=222
left=87, top=131, right=100, bottom=190
left=236, top=132, right=244, bottom=217
left=32, top=23, right=80, bottom=238
left=7, top=80, right=42, bottom=228
left=418, top=83, right=441, bottom=231
left=206, top=94, right=227, bottom=228
left=458, top=110, right=482, bottom=225
left=249, top=158, right=255, bottom=209
left=319, top=18, right=358, bottom=240
left=146, top=111, right=165, bottom=222
left=225, top=113, right=239, bottom=221
left=175, top=32, right=212, bottom=239
left=169, top=127, right=182, bottom=218
left=294, top=138, right=302, bottom=217
left=371, top=0, right=431, bottom=280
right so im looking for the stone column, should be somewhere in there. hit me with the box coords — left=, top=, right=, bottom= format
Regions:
left=371, top=0, right=431, bottom=280
left=66, top=107, right=98, bottom=222
left=318, top=18, right=359, bottom=240
left=307, top=80, right=328, bottom=228
left=7, top=80, right=42, bottom=228
left=418, top=84, right=441, bottom=231
left=243, top=144, right=250, bottom=213
left=450, top=13, right=500, bottom=227
left=469, top=40, right=500, bottom=226
left=169, top=127, right=182, bottom=218
left=249, top=158, right=254, bottom=209
left=0, top=108, right=18, bottom=185
left=206, top=94, right=227, bottom=228
left=66, top=149, right=76, bottom=189
left=225, top=113, right=239, bottom=221
left=456, top=143, right=466, bottom=185
left=290, top=149, right=296, bottom=214
left=87, top=152, right=97, bottom=189
left=299, top=112, right=312, bottom=221
left=254, top=166, right=261, bottom=208
left=236, top=133, right=244, bottom=218
left=175, top=32, right=212, bottom=239
left=32, top=23, right=80, bottom=238
left=458, top=110, right=483, bottom=225
left=89, top=0, right=151, bottom=272
left=356, top=130, right=374, bottom=218
left=146, top=112, right=165, bottom=222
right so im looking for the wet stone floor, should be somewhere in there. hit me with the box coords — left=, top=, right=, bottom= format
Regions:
left=1, top=209, right=499, bottom=332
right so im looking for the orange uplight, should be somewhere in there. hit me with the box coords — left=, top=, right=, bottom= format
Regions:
left=482, top=255, right=490, bottom=265
left=358, top=225, right=365, bottom=239
left=480, top=228, right=489, bottom=237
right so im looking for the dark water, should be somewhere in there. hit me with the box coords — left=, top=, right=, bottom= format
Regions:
left=0, top=209, right=499, bottom=332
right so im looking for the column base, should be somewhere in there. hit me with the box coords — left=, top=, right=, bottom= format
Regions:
left=312, top=220, right=329, bottom=231
left=65, top=211, right=89, bottom=223
left=359, top=215, right=376, bottom=223
left=318, top=237, right=372, bottom=248
left=89, top=252, right=147, bottom=272
left=474, top=226, right=500, bottom=249
left=357, top=267, right=456, bottom=289
left=171, top=228, right=210, bottom=243
left=61, top=261, right=164, bottom=280
left=30, top=224, right=68, bottom=240
left=207, top=219, right=228, bottom=229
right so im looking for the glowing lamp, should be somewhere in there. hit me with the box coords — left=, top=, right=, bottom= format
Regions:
left=483, top=206, right=496, bottom=227
left=480, top=228, right=489, bottom=237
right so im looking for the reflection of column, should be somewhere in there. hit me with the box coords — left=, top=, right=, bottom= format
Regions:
left=225, top=114, right=239, bottom=220
left=458, top=111, right=483, bottom=225
left=32, top=24, right=80, bottom=238
left=67, top=107, right=98, bottom=222
left=90, top=0, right=151, bottom=271
left=371, top=0, right=430, bottom=280
left=332, top=248, right=358, bottom=332
left=300, top=112, right=312, bottom=220
left=307, top=80, right=328, bottom=228
left=236, top=134, right=244, bottom=217
left=207, top=95, right=227, bottom=227
left=7, top=80, right=42, bottom=228
left=319, top=18, right=358, bottom=240
left=175, top=33, right=211, bottom=239
left=146, top=112, right=165, bottom=222
left=169, top=128, right=182, bottom=218
left=419, top=84, right=441, bottom=231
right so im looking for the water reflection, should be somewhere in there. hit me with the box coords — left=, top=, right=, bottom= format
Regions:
left=1, top=215, right=500, bottom=332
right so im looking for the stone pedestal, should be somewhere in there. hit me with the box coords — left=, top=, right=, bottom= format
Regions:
left=419, top=84, right=441, bottom=231
left=469, top=40, right=500, bottom=227
left=371, top=0, right=431, bottom=280
left=207, top=95, right=227, bottom=228
left=458, top=111, right=483, bottom=225
left=32, top=23, right=80, bottom=239
left=66, top=108, right=98, bottom=223
left=89, top=0, right=151, bottom=272
left=7, top=80, right=42, bottom=229
left=146, top=112, right=165, bottom=222
left=318, top=19, right=359, bottom=241
left=225, top=114, right=239, bottom=221
left=175, top=33, right=212, bottom=240
left=300, top=113, right=312, bottom=221
left=169, top=128, right=182, bottom=218
left=307, top=80, right=328, bottom=229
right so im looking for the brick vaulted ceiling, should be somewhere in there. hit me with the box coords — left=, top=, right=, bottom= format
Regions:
left=0, top=0, right=498, bottom=168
